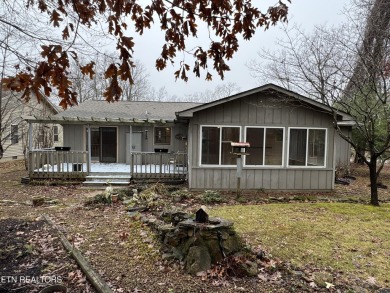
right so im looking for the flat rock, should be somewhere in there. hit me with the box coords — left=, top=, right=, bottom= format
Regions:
left=178, top=217, right=233, bottom=230
left=185, top=246, right=211, bottom=274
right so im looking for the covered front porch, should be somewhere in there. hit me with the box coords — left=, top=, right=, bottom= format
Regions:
left=24, top=113, right=190, bottom=183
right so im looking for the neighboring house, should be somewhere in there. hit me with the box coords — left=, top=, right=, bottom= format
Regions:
left=25, top=84, right=354, bottom=191
left=0, top=89, right=63, bottom=161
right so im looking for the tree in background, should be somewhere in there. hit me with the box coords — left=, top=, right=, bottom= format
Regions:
left=249, top=0, right=390, bottom=206
left=119, top=60, right=151, bottom=101
left=69, top=54, right=151, bottom=102
left=0, top=0, right=289, bottom=108
left=180, top=82, right=240, bottom=103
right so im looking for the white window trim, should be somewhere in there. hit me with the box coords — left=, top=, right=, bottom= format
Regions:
left=287, top=127, right=327, bottom=168
left=243, top=126, right=285, bottom=167
left=199, top=125, right=241, bottom=167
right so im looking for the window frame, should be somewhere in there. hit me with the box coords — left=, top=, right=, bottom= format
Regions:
left=154, top=126, right=172, bottom=145
left=199, top=125, right=241, bottom=167
left=10, top=124, right=19, bottom=144
left=53, top=126, right=59, bottom=143
left=287, top=127, right=327, bottom=168
left=244, top=126, right=285, bottom=167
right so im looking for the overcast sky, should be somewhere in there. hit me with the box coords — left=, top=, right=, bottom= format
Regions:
left=130, top=0, right=350, bottom=99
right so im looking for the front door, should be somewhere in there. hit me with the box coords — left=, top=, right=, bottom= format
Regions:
left=126, top=132, right=142, bottom=164
left=100, top=127, right=117, bottom=163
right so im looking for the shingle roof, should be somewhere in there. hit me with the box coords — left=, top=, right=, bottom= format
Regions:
left=53, top=100, right=202, bottom=121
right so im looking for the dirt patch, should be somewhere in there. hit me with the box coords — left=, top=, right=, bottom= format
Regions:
left=0, top=218, right=94, bottom=293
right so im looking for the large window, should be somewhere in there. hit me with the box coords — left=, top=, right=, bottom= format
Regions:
left=288, top=128, right=326, bottom=167
left=10, top=124, right=18, bottom=144
left=201, top=126, right=240, bottom=165
left=154, top=127, right=171, bottom=145
left=245, top=127, right=284, bottom=166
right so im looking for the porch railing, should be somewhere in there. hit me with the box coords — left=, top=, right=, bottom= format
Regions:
left=131, top=152, right=187, bottom=180
left=28, top=149, right=88, bottom=179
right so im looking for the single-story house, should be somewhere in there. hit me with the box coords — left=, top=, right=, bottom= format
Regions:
left=25, top=84, right=353, bottom=190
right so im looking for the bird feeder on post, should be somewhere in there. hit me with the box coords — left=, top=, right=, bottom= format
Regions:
left=231, top=142, right=250, bottom=198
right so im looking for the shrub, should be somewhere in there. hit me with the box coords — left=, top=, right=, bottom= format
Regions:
left=171, top=188, right=192, bottom=201
left=200, top=190, right=223, bottom=204
left=127, top=183, right=168, bottom=210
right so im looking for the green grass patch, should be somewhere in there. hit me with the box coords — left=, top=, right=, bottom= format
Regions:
left=211, top=203, right=390, bottom=286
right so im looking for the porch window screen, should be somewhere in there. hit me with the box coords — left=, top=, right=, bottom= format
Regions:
left=201, top=126, right=239, bottom=165
left=245, top=127, right=283, bottom=166
left=154, top=127, right=171, bottom=145
left=289, top=128, right=326, bottom=167
left=10, top=124, right=18, bottom=144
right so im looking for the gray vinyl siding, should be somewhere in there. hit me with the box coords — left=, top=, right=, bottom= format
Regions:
left=188, top=92, right=338, bottom=191
left=118, top=126, right=126, bottom=163
left=334, top=127, right=352, bottom=168
left=63, top=125, right=84, bottom=151
left=125, top=123, right=188, bottom=154
left=190, top=168, right=334, bottom=190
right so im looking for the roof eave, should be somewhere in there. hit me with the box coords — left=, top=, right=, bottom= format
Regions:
left=336, top=121, right=356, bottom=127
left=23, top=115, right=176, bottom=125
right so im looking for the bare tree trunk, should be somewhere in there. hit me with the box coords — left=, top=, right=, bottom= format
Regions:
left=345, top=0, right=390, bottom=206
left=368, top=158, right=379, bottom=206
left=0, top=43, right=7, bottom=160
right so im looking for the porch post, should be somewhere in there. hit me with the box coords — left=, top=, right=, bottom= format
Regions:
left=87, top=124, right=91, bottom=174
left=129, top=125, right=132, bottom=174
left=187, top=122, right=192, bottom=188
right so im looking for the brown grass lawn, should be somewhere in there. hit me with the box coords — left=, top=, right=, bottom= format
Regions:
left=1, top=160, right=390, bottom=292
left=211, top=203, right=390, bottom=287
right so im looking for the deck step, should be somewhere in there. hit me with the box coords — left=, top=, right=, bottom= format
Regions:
left=83, top=181, right=130, bottom=186
left=83, top=173, right=131, bottom=187
left=88, top=172, right=130, bottom=176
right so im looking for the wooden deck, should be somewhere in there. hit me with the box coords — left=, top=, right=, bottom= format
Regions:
left=28, top=150, right=187, bottom=181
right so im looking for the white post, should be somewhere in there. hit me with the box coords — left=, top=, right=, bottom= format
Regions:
left=236, top=155, right=242, bottom=198
left=129, top=125, right=133, bottom=174
left=87, top=125, right=91, bottom=174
